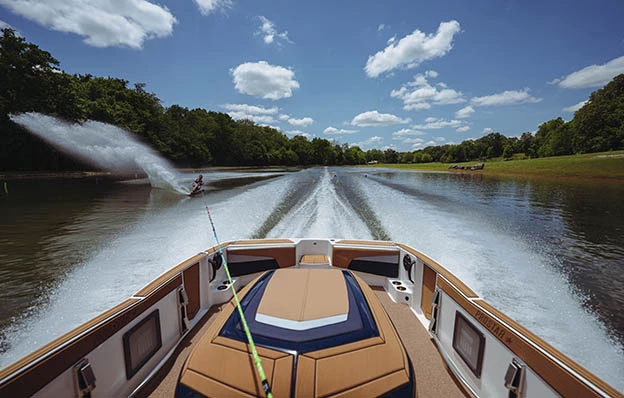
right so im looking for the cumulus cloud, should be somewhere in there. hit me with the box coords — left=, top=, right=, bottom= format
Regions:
left=351, top=110, right=411, bottom=127
left=352, top=136, right=383, bottom=149
left=556, top=56, right=624, bottom=89
left=563, top=100, right=588, bottom=113
left=390, top=72, right=464, bottom=111
left=221, top=103, right=278, bottom=114
left=481, top=127, right=493, bottom=134
left=324, top=126, right=358, bottom=135
left=256, top=16, right=292, bottom=45
left=470, top=88, right=542, bottom=106
left=412, top=117, right=463, bottom=130
left=0, top=0, right=177, bottom=48
left=387, top=35, right=396, bottom=45
left=365, top=20, right=461, bottom=78
left=286, top=130, right=311, bottom=138
left=193, top=0, right=232, bottom=15
left=279, top=114, right=290, bottom=120
left=226, top=112, right=275, bottom=124
left=231, top=61, right=299, bottom=100
left=392, top=128, right=425, bottom=139
left=402, top=137, right=424, bottom=144
left=287, top=117, right=314, bottom=127
left=455, top=105, right=474, bottom=119
left=221, top=103, right=281, bottom=123
left=456, top=126, right=470, bottom=132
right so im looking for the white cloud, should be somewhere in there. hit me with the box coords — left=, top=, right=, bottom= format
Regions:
left=279, top=114, right=290, bottom=120
left=481, top=127, right=493, bottom=134
left=471, top=88, right=542, bottom=106
left=434, top=136, right=446, bottom=142
left=547, top=77, right=561, bottom=85
left=390, top=72, right=464, bottom=111
left=256, top=16, right=291, bottom=45
left=412, top=117, right=463, bottom=130
left=403, top=137, right=424, bottom=144
left=231, top=61, right=299, bottom=100
left=563, top=100, right=588, bottom=113
left=365, top=20, right=461, bottom=78
left=456, top=126, right=470, bottom=132
left=287, top=117, right=314, bottom=127
left=351, top=110, right=411, bottom=127
left=0, top=0, right=177, bottom=48
left=352, top=136, right=383, bottom=149
left=286, top=130, right=311, bottom=138
left=455, top=105, right=474, bottom=119
left=221, top=103, right=281, bottom=123
left=261, top=124, right=280, bottom=130
left=193, top=0, right=232, bottom=15
left=378, top=24, right=385, bottom=31
left=221, top=104, right=278, bottom=114
left=392, top=128, right=425, bottom=139
left=324, top=126, right=358, bottom=135
left=387, top=35, right=396, bottom=45
left=227, top=111, right=275, bottom=124
left=556, top=56, right=624, bottom=89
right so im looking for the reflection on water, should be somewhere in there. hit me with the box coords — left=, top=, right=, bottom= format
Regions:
left=0, top=168, right=623, bottom=390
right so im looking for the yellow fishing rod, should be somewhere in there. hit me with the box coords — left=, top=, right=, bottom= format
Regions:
left=205, top=205, right=273, bottom=398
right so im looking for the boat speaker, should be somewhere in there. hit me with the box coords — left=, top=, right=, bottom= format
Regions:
left=403, top=254, right=414, bottom=283
left=208, top=254, right=223, bottom=282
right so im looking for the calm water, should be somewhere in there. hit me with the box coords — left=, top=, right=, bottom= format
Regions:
left=1, top=168, right=623, bottom=390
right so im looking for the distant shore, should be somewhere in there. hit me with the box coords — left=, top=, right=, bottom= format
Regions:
left=0, top=171, right=149, bottom=181
left=0, top=166, right=298, bottom=181
left=3, top=152, right=623, bottom=181
left=364, top=151, right=624, bottom=181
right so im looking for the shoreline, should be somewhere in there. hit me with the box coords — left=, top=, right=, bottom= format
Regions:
left=0, top=171, right=148, bottom=181
left=364, top=151, right=624, bottom=182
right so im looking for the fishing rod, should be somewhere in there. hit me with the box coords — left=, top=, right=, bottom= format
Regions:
left=204, top=203, right=273, bottom=398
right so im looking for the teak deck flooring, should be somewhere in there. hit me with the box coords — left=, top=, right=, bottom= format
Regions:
left=142, top=290, right=469, bottom=398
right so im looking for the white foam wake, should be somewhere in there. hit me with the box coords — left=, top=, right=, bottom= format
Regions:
left=0, top=174, right=291, bottom=367
left=267, top=169, right=372, bottom=239
left=355, top=175, right=624, bottom=391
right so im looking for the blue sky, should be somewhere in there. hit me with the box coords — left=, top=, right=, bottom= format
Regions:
left=1, top=0, right=623, bottom=151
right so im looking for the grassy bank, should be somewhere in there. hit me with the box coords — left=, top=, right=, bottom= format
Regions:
left=366, top=150, right=624, bottom=180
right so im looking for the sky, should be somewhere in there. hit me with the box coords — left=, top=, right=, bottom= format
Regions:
left=1, top=0, right=623, bottom=151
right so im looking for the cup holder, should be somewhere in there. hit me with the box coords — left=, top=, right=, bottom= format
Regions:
left=217, top=285, right=228, bottom=291
left=392, top=281, right=402, bottom=286
left=397, top=286, right=407, bottom=291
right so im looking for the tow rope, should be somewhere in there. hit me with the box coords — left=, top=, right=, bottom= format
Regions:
left=205, top=205, right=273, bottom=398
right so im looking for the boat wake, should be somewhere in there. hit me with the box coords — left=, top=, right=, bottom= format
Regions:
left=266, top=169, right=373, bottom=239
left=354, top=172, right=624, bottom=391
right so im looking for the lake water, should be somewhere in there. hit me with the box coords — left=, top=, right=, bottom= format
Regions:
left=1, top=167, right=623, bottom=390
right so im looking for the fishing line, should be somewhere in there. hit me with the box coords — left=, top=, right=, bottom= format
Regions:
left=201, top=192, right=273, bottom=398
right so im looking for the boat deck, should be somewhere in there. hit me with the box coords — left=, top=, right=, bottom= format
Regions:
left=139, top=289, right=469, bottom=398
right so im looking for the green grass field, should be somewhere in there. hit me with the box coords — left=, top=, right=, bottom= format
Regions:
left=366, top=150, right=624, bottom=180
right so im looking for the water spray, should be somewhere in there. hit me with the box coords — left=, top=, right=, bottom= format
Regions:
left=10, top=113, right=188, bottom=194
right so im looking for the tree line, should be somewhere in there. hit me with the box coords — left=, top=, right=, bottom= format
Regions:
left=1, top=28, right=622, bottom=171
